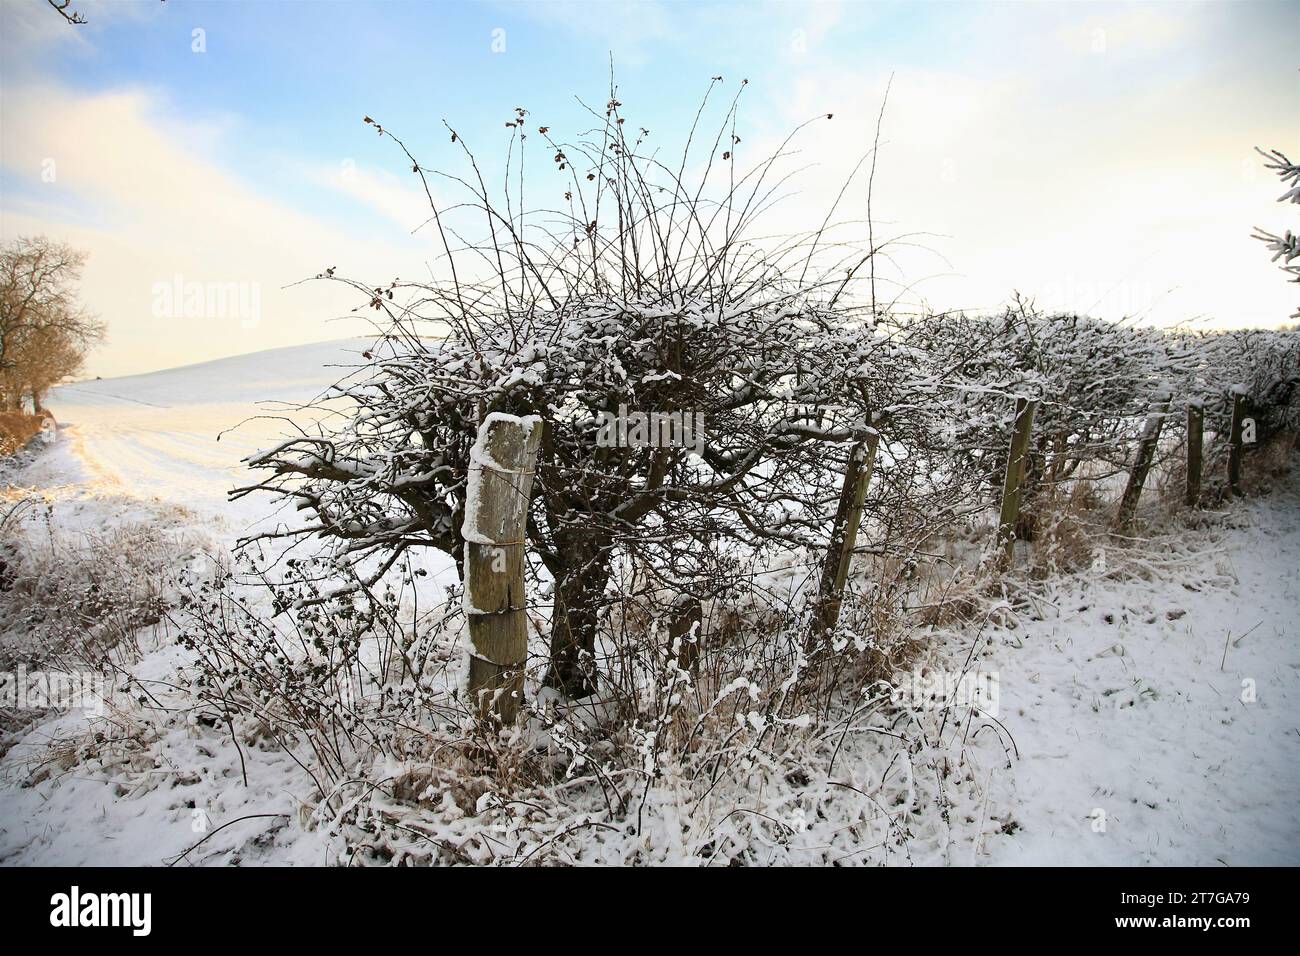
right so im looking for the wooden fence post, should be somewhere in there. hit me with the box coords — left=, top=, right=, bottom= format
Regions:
left=462, top=414, right=543, bottom=724
left=668, top=594, right=704, bottom=672
left=1228, top=389, right=1246, bottom=496
left=995, top=397, right=1038, bottom=570
left=1184, top=402, right=1203, bottom=507
left=1115, top=393, right=1171, bottom=530
left=817, top=431, right=881, bottom=631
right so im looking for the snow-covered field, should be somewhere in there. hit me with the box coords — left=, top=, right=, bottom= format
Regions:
left=26, top=339, right=373, bottom=524
left=1, top=341, right=1296, bottom=865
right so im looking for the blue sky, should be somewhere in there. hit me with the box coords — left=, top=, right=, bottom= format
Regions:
left=1, top=0, right=1297, bottom=376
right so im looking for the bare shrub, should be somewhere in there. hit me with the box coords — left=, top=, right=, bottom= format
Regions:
left=0, top=497, right=208, bottom=674
left=0, top=412, right=47, bottom=458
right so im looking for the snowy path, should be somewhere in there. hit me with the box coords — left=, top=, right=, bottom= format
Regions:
left=5, top=339, right=374, bottom=535
left=983, top=484, right=1300, bottom=865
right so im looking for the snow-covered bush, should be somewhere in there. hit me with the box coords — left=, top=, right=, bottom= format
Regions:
left=195, top=84, right=1017, bottom=855
left=0, top=498, right=192, bottom=673
left=237, top=85, right=908, bottom=699
left=173, top=555, right=463, bottom=789
left=907, top=304, right=1191, bottom=511
left=172, top=552, right=976, bottom=865
left=1187, top=329, right=1300, bottom=439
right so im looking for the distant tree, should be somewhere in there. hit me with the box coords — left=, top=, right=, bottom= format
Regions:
left=1253, top=147, right=1300, bottom=319
left=0, top=237, right=103, bottom=412
left=2, top=327, right=87, bottom=413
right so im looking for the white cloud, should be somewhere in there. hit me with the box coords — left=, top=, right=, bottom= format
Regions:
left=729, top=32, right=1297, bottom=330
left=0, top=84, right=437, bottom=377
left=306, top=158, right=434, bottom=234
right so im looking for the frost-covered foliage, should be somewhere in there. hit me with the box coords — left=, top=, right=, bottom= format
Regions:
left=901, top=306, right=1298, bottom=511
left=1185, top=328, right=1300, bottom=436
left=171, top=549, right=987, bottom=865
left=0, top=495, right=213, bottom=759
left=0, top=498, right=189, bottom=672
left=908, top=305, right=1190, bottom=500
left=1253, top=146, right=1300, bottom=318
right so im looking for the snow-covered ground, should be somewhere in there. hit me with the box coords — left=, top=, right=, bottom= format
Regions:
left=1, top=341, right=1296, bottom=865
left=982, top=490, right=1300, bottom=865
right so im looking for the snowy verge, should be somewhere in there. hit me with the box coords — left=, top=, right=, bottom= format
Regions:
left=980, top=483, right=1300, bottom=865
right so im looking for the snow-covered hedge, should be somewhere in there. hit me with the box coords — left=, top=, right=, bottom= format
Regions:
left=1181, top=328, right=1300, bottom=437
left=234, top=80, right=1299, bottom=712
left=902, top=307, right=1298, bottom=505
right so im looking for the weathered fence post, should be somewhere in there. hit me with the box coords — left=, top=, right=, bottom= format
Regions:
left=995, top=397, right=1038, bottom=570
left=1114, top=392, right=1171, bottom=530
left=1228, top=388, right=1246, bottom=496
left=668, top=594, right=704, bottom=672
left=462, top=413, right=543, bottom=724
left=817, top=431, right=881, bottom=631
left=1184, top=402, right=1203, bottom=507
